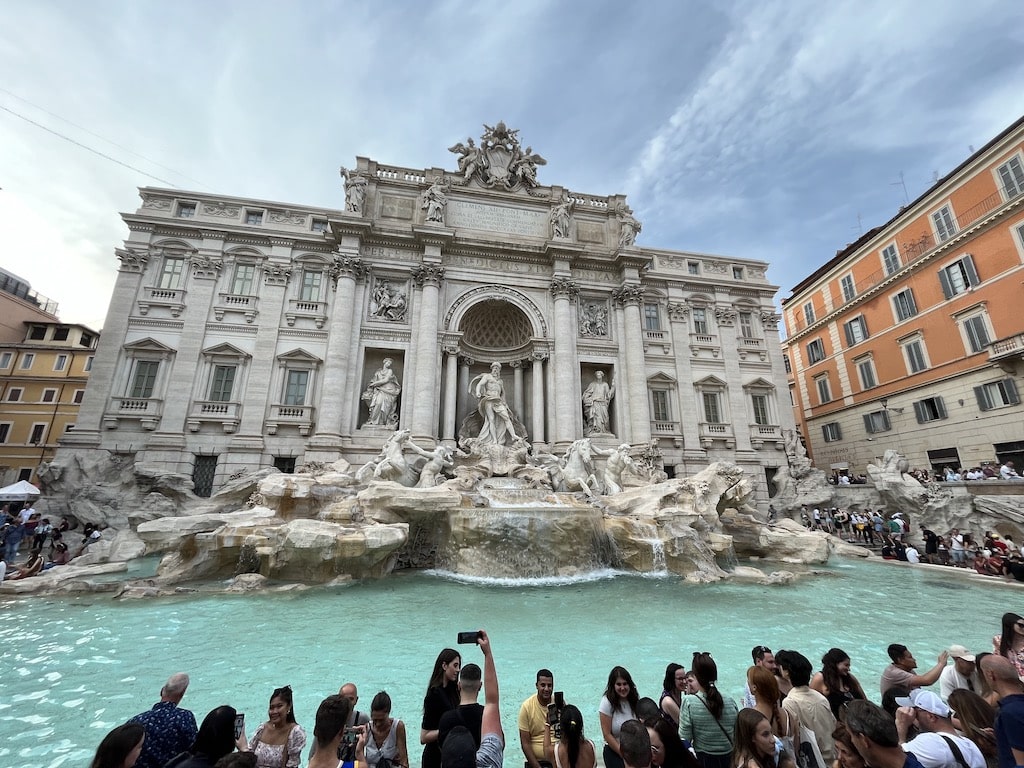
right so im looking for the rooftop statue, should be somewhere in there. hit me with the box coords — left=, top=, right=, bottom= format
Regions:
left=448, top=121, right=546, bottom=191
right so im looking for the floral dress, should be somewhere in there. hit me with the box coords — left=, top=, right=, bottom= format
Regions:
left=249, top=722, right=306, bottom=768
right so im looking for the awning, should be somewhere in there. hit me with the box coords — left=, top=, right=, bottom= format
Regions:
left=830, top=462, right=849, bottom=470
left=0, top=480, right=41, bottom=501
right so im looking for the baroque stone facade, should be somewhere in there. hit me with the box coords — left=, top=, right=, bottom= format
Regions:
left=59, top=124, right=794, bottom=500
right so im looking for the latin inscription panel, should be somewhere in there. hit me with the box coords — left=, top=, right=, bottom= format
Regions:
left=380, top=195, right=415, bottom=220
left=447, top=200, right=548, bottom=238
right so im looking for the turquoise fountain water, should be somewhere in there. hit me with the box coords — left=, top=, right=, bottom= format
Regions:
left=0, top=559, right=1015, bottom=768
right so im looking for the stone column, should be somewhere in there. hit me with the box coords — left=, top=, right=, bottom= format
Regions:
left=441, top=345, right=459, bottom=446
left=614, top=285, right=651, bottom=445
left=550, top=277, right=579, bottom=449
left=307, top=252, right=366, bottom=456
left=531, top=350, right=547, bottom=447
left=511, top=360, right=525, bottom=422
left=666, top=300, right=702, bottom=458
left=458, top=357, right=471, bottom=433
left=716, top=304, right=753, bottom=454
left=409, top=263, right=445, bottom=440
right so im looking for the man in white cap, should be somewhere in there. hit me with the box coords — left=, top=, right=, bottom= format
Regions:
left=939, top=646, right=982, bottom=702
left=894, top=689, right=985, bottom=768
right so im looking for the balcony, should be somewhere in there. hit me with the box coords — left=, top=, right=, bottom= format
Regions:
left=214, top=293, right=258, bottom=324
left=137, top=287, right=186, bottom=317
left=266, top=403, right=315, bottom=436
left=748, top=423, right=785, bottom=450
left=698, top=421, right=734, bottom=449
left=187, top=400, right=241, bottom=433
left=104, top=397, right=162, bottom=430
left=285, top=299, right=328, bottom=329
left=651, top=420, right=678, bottom=434
left=990, top=332, right=1024, bottom=374
left=736, top=335, right=767, bottom=361
left=643, top=329, right=671, bottom=354
left=689, top=333, right=720, bottom=358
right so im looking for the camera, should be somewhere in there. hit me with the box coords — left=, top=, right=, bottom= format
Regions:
left=338, top=727, right=359, bottom=761
left=457, top=630, right=482, bottom=644
left=547, top=691, right=565, bottom=739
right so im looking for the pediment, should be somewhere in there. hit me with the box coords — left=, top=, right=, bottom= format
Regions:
left=647, top=371, right=677, bottom=385
left=276, top=348, right=323, bottom=364
left=694, top=374, right=728, bottom=388
left=743, top=377, right=776, bottom=390
left=202, top=342, right=251, bottom=359
left=123, top=337, right=176, bottom=354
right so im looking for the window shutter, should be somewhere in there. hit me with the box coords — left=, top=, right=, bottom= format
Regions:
left=974, top=385, right=991, bottom=411
left=935, top=397, right=947, bottom=419
left=963, top=254, right=980, bottom=287
left=863, top=414, right=874, bottom=433
left=1004, top=378, right=1021, bottom=405
left=844, top=323, right=854, bottom=347
left=836, top=424, right=843, bottom=440
left=822, top=425, right=830, bottom=441
left=907, top=290, right=917, bottom=315
left=881, top=411, right=891, bottom=430
left=913, top=401, right=926, bottom=423
left=939, top=268, right=953, bottom=299
left=860, top=317, right=869, bottom=338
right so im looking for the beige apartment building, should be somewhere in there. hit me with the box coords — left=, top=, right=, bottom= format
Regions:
left=782, top=115, right=1024, bottom=476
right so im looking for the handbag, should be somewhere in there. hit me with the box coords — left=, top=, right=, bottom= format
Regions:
left=794, top=724, right=825, bottom=768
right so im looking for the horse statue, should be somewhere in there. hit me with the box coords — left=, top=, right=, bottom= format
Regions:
left=560, top=438, right=601, bottom=496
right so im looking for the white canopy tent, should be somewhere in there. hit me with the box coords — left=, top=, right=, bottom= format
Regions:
left=0, top=480, right=41, bottom=501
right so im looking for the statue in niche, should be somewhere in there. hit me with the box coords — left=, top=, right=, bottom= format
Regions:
left=421, top=177, right=449, bottom=224
left=617, top=205, right=642, bottom=246
left=549, top=193, right=574, bottom=239
left=448, top=137, right=483, bottom=183
left=369, top=280, right=407, bottom=321
left=470, top=362, right=519, bottom=446
left=339, top=166, right=368, bottom=213
left=582, top=371, right=615, bottom=435
left=579, top=302, right=608, bottom=337
left=361, top=358, right=402, bottom=427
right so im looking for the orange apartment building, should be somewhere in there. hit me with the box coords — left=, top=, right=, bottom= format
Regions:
left=782, top=115, right=1024, bottom=477
left=0, top=321, right=99, bottom=485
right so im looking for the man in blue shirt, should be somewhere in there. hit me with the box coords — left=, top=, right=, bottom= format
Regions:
left=129, top=673, right=198, bottom=768
left=980, top=656, right=1024, bottom=768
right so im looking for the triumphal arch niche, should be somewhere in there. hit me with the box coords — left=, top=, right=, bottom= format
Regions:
left=72, top=120, right=791, bottom=498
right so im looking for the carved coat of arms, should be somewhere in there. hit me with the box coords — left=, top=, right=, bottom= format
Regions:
left=448, top=121, right=546, bottom=191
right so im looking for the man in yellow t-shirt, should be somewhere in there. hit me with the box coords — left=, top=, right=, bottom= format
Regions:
left=518, top=669, right=554, bottom=768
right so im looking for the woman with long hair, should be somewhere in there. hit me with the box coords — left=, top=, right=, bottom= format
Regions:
left=545, top=704, right=596, bottom=768
left=679, top=652, right=738, bottom=768
left=647, top=716, right=701, bottom=768
left=746, top=667, right=797, bottom=751
left=810, top=649, right=867, bottom=718
left=249, top=686, right=306, bottom=768
left=831, top=723, right=866, bottom=768
left=732, top=709, right=793, bottom=768
left=948, top=689, right=998, bottom=768
left=660, top=663, right=687, bottom=728
left=599, top=665, right=640, bottom=768
left=993, top=612, right=1024, bottom=679
left=420, top=648, right=461, bottom=768
left=90, top=723, right=145, bottom=768
left=167, top=706, right=246, bottom=768
left=366, top=691, right=409, bottom=768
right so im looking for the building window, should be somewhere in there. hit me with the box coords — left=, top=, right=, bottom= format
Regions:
left=822, top=422, right=842, bottom=442
left=284, top=369, right=310, bottom=405
left=882, top=244, right=901, bottom=275
left=840, top=274, right=855, bottom=302
left=687, top=261, right=700, bottom=275
left=692, top=308, right=709, bottom=335
left=73, top=389, right=85, bottom=404
left=29, top=325, right=46, bottom=340
left=732, top=267, right=744, bottom=280
left=158, top=256, right=186, bottom=289
left=998, top=156, right=1024, bottom=199
left=901, top=338, right=928, bottom=374
left=245, top=210, right=263, bottom=225
left=961, top=313, right=991, bottom=354
left=803, top=303, right=815, bottom=325
left=53, top=327, right=69, bottom=341
left=274, top=456, right=297, bottom=473
left=17, top=468, right=31, bottom=482
left=938, top=254, right=980, bottom=298
left=29, top=424, right=46, bottom=444
left=65, top=423, right=75, bottom=432
left=863, top=410, right=891, bottom=433
left=651, top=390, right=671, bottom=422
left=6, top=388, right=22, bottom=402
left=815, top=374, right=832, bottom=404
left=913, top=396, right=947, bottom=423
left=806, top=338, right=825, bottom=365
left=892, top=289, right=918, bottom=322
left=129, top=360, right=160, bottom=399
left=0, top=352, right=11, bottom=368
left=702, top=391, right=723, bottom=423
left=751, top=394, right=770, bottom=425
left=80, top=333, right=93, bottom=347
left=54, top=354, right=68, bottom=371
left=855, top=357, right=877, bottom=390
left=177, top=202, right=197, bottom=218
left=974, top=378, right=1020, bottom=411
left=311, top=219, right=328, bottom=233
left=783, top=355, right=792, bottom=374
left=231, top=264, right=256, bottom=295
left=300, top=270, right=323, bottom=302
left=84, top=356, right=93, bottom=372
left=932, top=205, right=957, bottom=242
left=20, top=353, right=34, bottom=370
left=843, top=316, right=869, bottom=346
left=209, top=365, right=237, bottom=402
left=738, top=312, right=755, bottom=339
left=41, top=388, right=57, bottom=403
left=788, top=386, right=795, bottom=406
left=0, top=423, right=9, bottom=443
left=643, top=303, right=661, bottom=331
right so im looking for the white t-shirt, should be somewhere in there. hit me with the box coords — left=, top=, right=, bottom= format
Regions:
left=906, top=547, right=920, bottom=564
left=902, top=731, right=985, bottom=768
left=598, top=696, right=636, bottom=738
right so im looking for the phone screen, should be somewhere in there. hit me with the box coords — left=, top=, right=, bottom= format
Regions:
left=234, top=713, right=245, bottom=740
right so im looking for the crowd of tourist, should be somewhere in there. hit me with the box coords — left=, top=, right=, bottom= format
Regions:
left=88, top=618, right=1024, bottom=768
left=0, top=501, right=104, bottom=581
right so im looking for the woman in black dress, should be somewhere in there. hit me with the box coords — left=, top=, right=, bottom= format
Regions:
left=420, top=648, right=461, bottom=768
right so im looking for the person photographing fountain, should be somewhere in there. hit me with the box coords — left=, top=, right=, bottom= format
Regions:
left=441, top=629, right=504, bottom=768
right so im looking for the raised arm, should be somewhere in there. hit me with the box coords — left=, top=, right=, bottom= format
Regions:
left=478, top=630, right=503, bottom=745
left=906, top=651, right=949, bottom=688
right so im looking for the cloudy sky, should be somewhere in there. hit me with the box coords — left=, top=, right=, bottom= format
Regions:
left=2, top=0, right=1023, bottom=331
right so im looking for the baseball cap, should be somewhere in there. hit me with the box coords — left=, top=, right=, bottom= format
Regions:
left=894, top=689, right=951, bottom=718
left=948, top=645, right=976, bottom=662
left=441, top=725, right=477, bottom=768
